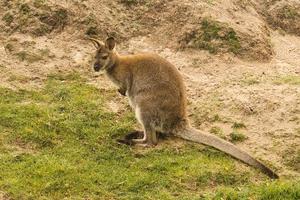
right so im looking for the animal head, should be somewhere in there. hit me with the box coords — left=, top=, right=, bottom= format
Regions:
left=88, top=37, right=117, bottom=72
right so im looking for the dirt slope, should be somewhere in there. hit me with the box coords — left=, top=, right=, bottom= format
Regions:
left=0, top=0, right=299, bottom=178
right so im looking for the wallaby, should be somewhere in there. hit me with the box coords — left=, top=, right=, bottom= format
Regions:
left=88, top=37, right=279, bottom=179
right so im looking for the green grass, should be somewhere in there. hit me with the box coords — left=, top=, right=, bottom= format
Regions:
left=229, top=131, right=248, bottom=143
left=283, top=147, right=300, bottom=172
left=274, top=75, right=300, bottom=85
left=2, top=1, right=68, bottom=36
left=33, top=0, right=47, bottom=9
left=85, top=26, right=99, bottom=37
left=232, top=122, right=246, bottom=129
left=14, top=48, right=53, bottom=63
left=230, top=122, right=247, bottom=143
left=279, top=5, right=299, bottom=20
left=183, top=18, right=241, bottom=54
left=210, top=126, right=226, bottom=139
left=2, top=12, right=14, bottom=25
left=4, top=43, right=14, bottom=52
left=19, top=3, right=31, bottom=14
left=120, top=0, right=144, bottom=6
left=242, top=77, right=260, bottom=86
left=8, top=74, right=29, bottom=83
left=15, top=51, right=43, bottom=63
left=0, top=73, right=299, bottom=199
left=273, top=5, right=300, bottom=36
left=210, top=181, right=300, bottom=200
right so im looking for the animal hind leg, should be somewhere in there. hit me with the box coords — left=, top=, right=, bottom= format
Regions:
left=132, top=106, right=158, bottom=146
left=132, top=126, right=158, bottom=146
left=148, top=128, right=158, bottom=145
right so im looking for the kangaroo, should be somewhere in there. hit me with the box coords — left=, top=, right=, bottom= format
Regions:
left=88, top=37, right=279, bottom=179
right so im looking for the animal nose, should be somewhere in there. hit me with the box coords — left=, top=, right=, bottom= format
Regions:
left=94, top=63, right=100, bottom=72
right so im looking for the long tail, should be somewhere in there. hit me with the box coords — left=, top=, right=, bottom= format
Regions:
left=174, top=127, right=279, bottom=179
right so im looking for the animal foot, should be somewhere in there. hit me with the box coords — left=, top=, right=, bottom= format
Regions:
left=117, top=131, right=144, bottom=146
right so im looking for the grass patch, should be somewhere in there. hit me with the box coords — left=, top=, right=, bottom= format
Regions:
left=19, top=3, right=31, bottom=14
left=8, top=74, right=29, bottom=83
left=85, top=26, right=99, bottom=37
left=13, top=48, right=53, bottom=63
left=242, top=77, right=260, bottom=86
left=274, top=75, right=300, bottom=85
left=230, top=122, right=247, bottom=143
left=4, top=43, right=14, bottom=52
left=33, top=0, right=47, bottom=9
left=120, top=0, right=144, bottom=6
left=209, top=180, right=300, bottom=200
left=210, top=126, right=226, bottom=139
left=181, top=18, right=241, bottom=54
left=267, top=4, right=300, bottom=36
left=229, top=131, right=248, bottom=143
left=232, top=122, right=246, bottom=129
left=15, top=51, right=43, bottom=63
left=0, top=73, right=298, bottom=199
left=1, top=1, right=68, bottom=36
left=2, top=12, right=14, bottom=25
left=38, top=48, right=55, bottom=58
left=190, top=95, right=224, bottom=126
left=279, top=5, right=299, bottom=20
left=39, top=8, right=68, bottom=30
left=283, top=148, right=300, bottom=172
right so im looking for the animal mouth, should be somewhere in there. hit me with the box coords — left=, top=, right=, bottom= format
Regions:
left=94, top=63, right=101, bottom=72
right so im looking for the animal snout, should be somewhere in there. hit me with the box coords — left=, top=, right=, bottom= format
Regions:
left=94, top=63, right=101, bottom=72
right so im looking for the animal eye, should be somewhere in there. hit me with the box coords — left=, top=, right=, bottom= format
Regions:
left=102, top=55, right=108, bottom=59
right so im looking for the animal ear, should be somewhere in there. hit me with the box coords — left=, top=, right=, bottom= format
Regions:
left=87, top=37, right=102, bottom=49
left=105, top=37, right=116, bottom=50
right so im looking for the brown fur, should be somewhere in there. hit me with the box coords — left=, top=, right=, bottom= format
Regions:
left=88, top=37, right=279, bottom=179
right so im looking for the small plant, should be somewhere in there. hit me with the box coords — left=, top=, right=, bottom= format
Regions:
left=33, top=0, right=47, bottom=8
left=229, top=131, right=247, bottom=143
left=232, top=122, right=246, bottom=129
left=38, top=48, right=54, bottom=58
left=19, top=3, right=31, bottom=14
left=210, top=126, right=226, bottom=139
left=33, top=24, right=51, bottom=36
left=4, top=43, right=14, bottom=52
left=81, top=13, right=97, bottom=26
left=230, top=122, right=247, bottom=143
left=2, top=12, right=14, bottom=25
left=120, top=0, right=143, bottom=6
left=85, top=26, right=99, bottom=36
left=212, top=114, right=221, bottom=122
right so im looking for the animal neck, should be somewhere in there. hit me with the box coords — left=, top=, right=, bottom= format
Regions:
left=105, top=54, right=131, bottom=89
